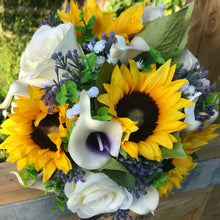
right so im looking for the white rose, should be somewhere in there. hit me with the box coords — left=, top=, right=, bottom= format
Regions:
left=65, top=172, right=133, bottom=218
left=0, top=23, right=83, bottom=109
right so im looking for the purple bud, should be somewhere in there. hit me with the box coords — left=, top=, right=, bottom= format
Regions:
left=110, top=32, right=115, bottom=38
left=101, top=33, right=108, bottom=40
left=90, top=39, right=96, bottom=46
left=52, top=52, right=58, bottom=60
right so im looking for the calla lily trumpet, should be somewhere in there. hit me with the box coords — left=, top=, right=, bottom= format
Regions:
left=68, top=90, right=123, bottom=170
left=130, top=186, right=159, bottom=215
left=109, top=35, right=150, bottom=65
left=183, top=92, right=202, bottom=132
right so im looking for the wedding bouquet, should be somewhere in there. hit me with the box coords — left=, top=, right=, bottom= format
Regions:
left=1, top=0, right=220, bottom=219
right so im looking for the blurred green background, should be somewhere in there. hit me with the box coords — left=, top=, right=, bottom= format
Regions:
left=0, top=0, right=186, bottom=162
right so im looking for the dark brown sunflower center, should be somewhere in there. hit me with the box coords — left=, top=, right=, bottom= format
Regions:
left=162, top=159, right=175, bottom=172
left=31, top=113, right=59, bottom=152
left=116, top=91, right=159, bottom=142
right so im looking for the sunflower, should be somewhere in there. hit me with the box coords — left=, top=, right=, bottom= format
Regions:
left=0, top=86, right=73, bottom=182
left=98, top=60, right=193, bottom=161
left=158, top=124, right=220, bottom=197
left=57, top=0, right=146, bottom=40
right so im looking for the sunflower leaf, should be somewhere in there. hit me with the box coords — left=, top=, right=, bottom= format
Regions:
left=135, top=2, right=194, bottom=57
left=153, top=175, right=168, bottom=188
left=95, top=61, right=115, bottom=109
left=102, top=170, right=135, bottom=189
left=161, top=132, right=187, bottom=159
left=99, top=157, right=128, bottom=172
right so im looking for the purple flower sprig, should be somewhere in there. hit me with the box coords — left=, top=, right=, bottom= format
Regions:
left=195, top=84, right=219, bottom=131
left=40, top=11, right=60, bottom=27
left=112, top=209, right=133, bottom=220
left=174, top=62, right=209, bottom=90
left=119, top=155, right=164, bottom=199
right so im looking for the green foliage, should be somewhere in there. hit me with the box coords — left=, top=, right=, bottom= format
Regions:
left=157, top=0, right=187, bottom=15
left=61, top=122, right=75, bottom=152
left=75, top=12, right=97, bottom=44
left=142, top=47, right=181, bottom=72
left=203, top=92, right=220, bottom=112
left=135, top=2, right=194, bottom=58
left=19, top=164, right=42, bottom=187
left=92, top=106, right=112, bottom=121
left=56, top=81, right=78, bottom=106
left=0, top=149, right=8, bottom=163
left=153, top=174, right=168, bottom=188
left=161, top=132, right=187, bottom=159
left=79, top=53, right=98, bottom=84
left=105, top=0, right=187, bottom=17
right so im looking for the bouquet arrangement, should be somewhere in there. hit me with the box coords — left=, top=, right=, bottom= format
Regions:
left=1, top=0, right=220, bottom=219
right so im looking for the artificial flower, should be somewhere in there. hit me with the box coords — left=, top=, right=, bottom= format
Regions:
left=64, top=171, right=133, bottom=218
left=0, top=23, right=83, bottom=109
left=57, top=0, right=146, bottom=40
left=182, top=92, right=202, bottom=132
left=158, top=123, right=220, bottom=197
left=109, top=35, right=150, bottom=65
left=129, top=186, right=159, bottom=215
left=142, top=1, right=164, bottom=23
left=98, top=59, right=193, bottom=161
left=68, top=90, right=123, bottom=169
left=157, top=155, right=196, bottom=197
left=0, top=86, right=72, bottom=182
left=181, top=124, right=220, bottom=155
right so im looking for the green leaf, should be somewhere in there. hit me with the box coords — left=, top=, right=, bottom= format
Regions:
left=50, top=207, right=57, bottom=212
left=78, top=55, right=88, bottom=59
left=103, top=170, right=135, bottom=188
left=161, top=132, right=187, bottom=159
left=81, top=71, right=91, bottom=83
left=95, top=61, right=115, bottom=109
left=119, top=147, right=128, bottom=159
left=19, top=172, right=30, bottom=178
left=97, top=106, right=109, bottom=116
left=99, top=157, right=128, bottom=172
left=205, top=93, right=216, bottom=106
left=56, top=91, right=67, bottom=106
left=75, top=25, right=86, bottom=32
left=58, top=203, right=65, bottom=212
left=86, top=53, right=97, bottom=67
left=153, top=175, right=168, bottom=188
left=92, top=115, right=112, bottom=121
left=87, top=15, right=96, bottom=28
left=135, top=2, right=194, bottom=57
left=79, top=11, right=84, bottom=20
left=143, top=63, right=152, bottom=72
left=56, top=196, right=66, bottom=203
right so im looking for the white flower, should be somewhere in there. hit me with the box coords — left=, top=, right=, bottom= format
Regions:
left=129, top=186, right=159, bottom=215
left=66, top=104, right=81, bottom=119
left=142, top=1, right=164, bottom=23
left=109, top=35, right=150, bottom=65
left=179, top=49, right=198, bottom=70
left=68, top=90, right=123, bottom=169
left=182, top=92, right=202, bottom=132
left=181, top=80, right=196, bottom=96
left=87, top=86, right=99, bottom=98
left=65, top=172, right=133, bottom=218
left=94, top=40, right=106, bottom=53
left=0, top=23, right=83, bottom=109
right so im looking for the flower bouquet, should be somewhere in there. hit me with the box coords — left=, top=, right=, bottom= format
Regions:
left=1, top=0, right=220, bottom=219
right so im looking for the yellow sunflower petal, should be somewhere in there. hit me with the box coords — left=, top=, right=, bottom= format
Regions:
left=122, top=142, right=139, bottom=160
left=43, top=159, right=57, bottom=182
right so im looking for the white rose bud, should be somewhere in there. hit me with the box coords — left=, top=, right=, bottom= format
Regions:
left=65, top=172, right=133, bottom=219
